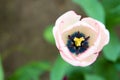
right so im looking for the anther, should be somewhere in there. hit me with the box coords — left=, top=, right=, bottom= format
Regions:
left=68, top=35, right=72, bottom=40
left=85, top=36, right=90, bottom=41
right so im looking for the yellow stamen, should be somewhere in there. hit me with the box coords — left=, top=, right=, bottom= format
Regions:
left=73, top=37, right=85, bottom=47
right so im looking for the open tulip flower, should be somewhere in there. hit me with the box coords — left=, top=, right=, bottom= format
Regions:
left=53, top=11, right=110, bottom=67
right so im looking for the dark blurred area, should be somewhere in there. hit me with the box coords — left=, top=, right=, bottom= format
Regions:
left=0, top=0, right=85, bottom=79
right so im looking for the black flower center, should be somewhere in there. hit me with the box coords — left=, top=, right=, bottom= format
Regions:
left=67, top=31, right=90, bottom=55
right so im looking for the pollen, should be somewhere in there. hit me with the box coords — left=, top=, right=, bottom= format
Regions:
left=73, top=37, right=85, bottom=47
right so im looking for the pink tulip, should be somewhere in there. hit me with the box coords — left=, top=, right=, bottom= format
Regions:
left=53, top=11, right=110, bottom=67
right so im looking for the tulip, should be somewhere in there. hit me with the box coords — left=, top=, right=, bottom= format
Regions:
left=53, top=11, right=110, bottom=67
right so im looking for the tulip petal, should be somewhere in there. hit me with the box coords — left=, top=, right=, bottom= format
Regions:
left=60, top=47, right=80, bottom=66
left=55, top=11, right=81, bottom=32
left=81, top=18, right=110, bottom=52
left=53, top=27, right=59, bottom=48
left=60, top=48, right=99, bottom=67
left=77, top=53, right=99, bottom=66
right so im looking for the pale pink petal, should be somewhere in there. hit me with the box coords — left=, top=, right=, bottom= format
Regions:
left=81, top=18, right=110, bottom=52
left=59, top=47, right=76, bottom=60
left=77, top=53, right=99, bottom=66
left=60, top=47, right=99, bottom=66
left=76, top=46, right=98, bottom=61
left=53, top=23, right=66, bottom=49
left=60, top=47, right=80, bottom=66
left=53, top=27, right=78, bottom=64
left=55, top=11, right=81, bottom=32
left=53, top=25, right=78, bottom=62
left=53, top=27, right=59, bottom=48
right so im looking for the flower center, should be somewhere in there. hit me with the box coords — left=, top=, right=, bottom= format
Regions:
left=67, top=31, right=90, bottom=55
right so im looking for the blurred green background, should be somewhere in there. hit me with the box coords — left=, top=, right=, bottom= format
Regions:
left=0, top=0, right=120, bottom=80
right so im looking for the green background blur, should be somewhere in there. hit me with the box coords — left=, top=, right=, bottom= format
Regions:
left=0, top=0, right=120, bottom=80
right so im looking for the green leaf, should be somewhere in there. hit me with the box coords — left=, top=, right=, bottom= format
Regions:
left=101, top=0, right=120, bottom=26
left=103, top=31, right=120, bottom=61
left=50, top=57, right=71, bottom=80
left=67, top=70, right=84, bottom=80
left=67, top=66, right=92, bottom=80
left=43, top=25, right=55, bottom=44
left=115, top=63, right=120, bottom=71
left=0, top=57, right=4, bottom=80
left=92, top=56, right=119, bottom=80
left=8, top=61, right=51, bottom=80
left=103, top=63, right=118, bottom=80
left=72, top=0, right=105, bottom=23
left=85, top=74, right=105, bottom=80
